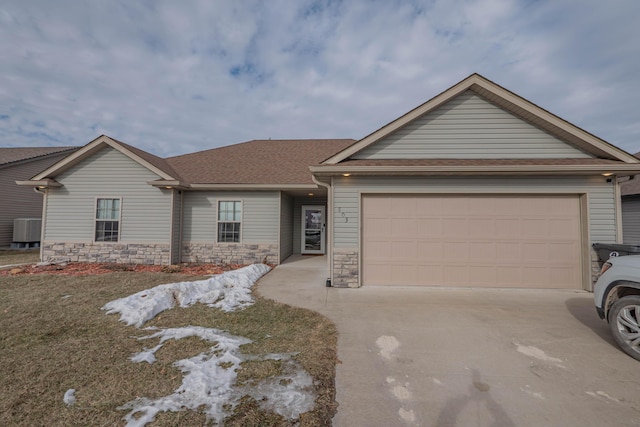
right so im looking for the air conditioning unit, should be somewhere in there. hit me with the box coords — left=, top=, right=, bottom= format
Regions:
left=13, top=218, right=42, bottom=243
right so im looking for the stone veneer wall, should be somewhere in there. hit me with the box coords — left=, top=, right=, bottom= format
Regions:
left=182, top=243, right=279, bottom=265
left=41, top=242, right=171, bottom=265
left=333, top=248, right=359, bottom=288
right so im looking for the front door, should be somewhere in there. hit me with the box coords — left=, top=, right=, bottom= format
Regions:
left=301, top=205, right=325, bottom=254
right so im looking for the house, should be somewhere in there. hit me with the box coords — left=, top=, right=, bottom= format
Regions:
left=17, top=74, right=640, bottom=290
left=620, top=159, right=640, bottom=244
left=0, top=146, right=78, bottom=247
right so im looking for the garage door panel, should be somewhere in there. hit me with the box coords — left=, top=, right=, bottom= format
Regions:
left=495, top=219, right=521, bottom=236
left=468, top=219, right=496, bottom=236
left=365, top=218, right=390, bottom=237
left=468, top=242, right=496, bottom=260
left=548, top=219, right=579, bottom=236
left=418, top=241, right=443, bottom=258
left=521, top=219, right=548, bottom=236
left=392, top=218, right=417, bottom=237
left=522, top=243, right=548, bottom=261
left=362, top=194, right=582, bottom=289
left=496, top=242, right=522, bottom=260
left=418, top=218, right=443, bottom=236
left=366, top=240, right=391, bottom=259
left=443, top=218, right=468, bottom=236
left=443, top=241, right=469, bottom=258
left=390, top=241, right=417, bottom=260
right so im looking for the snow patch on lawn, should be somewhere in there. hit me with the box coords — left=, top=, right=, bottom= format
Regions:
left=120, top=326, right=315, bottom=426
left=63, top=389, right=76, bottom=406
left=102, top=264, right=315, bottom=425
left=102, top=264, right=271, bottom=327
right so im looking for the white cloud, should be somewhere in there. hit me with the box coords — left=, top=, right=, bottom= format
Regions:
left=1, top=0, right=639, bottom=155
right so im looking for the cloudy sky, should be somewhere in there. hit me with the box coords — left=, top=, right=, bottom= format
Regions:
left=1, top=0, right=639, bottom=157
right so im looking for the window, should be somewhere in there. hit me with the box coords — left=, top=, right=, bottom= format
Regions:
left=95, top=198, right=120, bottom=242
left=217, top=200, right=241, bottom=242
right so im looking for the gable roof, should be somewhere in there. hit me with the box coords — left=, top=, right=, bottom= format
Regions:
left=31, top=135, right=181, bottom=182
left=22, top=135, right=355, bottom=188
left=0, top=146, right=78, bottom=167
left=323, top=73, right=640, bottom=165
left=167, top=139, right=355, bottom=187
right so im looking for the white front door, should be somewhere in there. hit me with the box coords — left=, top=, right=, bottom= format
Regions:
left=301, top=205, right=325, bottom=254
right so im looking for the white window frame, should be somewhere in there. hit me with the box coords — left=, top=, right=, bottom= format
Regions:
left=216, top=199, right=242, bottom=243
left=94, top=197, right=122, bottom=242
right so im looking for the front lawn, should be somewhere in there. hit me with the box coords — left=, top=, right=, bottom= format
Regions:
left=0, top=268, right=337, bottom=426
left=0, top=248, right=40, bottom=266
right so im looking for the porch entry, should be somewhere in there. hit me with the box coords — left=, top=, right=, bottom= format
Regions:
left=301, top=205, right=325, bottom=254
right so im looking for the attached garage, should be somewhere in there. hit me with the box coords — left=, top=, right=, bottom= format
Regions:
left=311, top=74, right=640, bottom=289
left=362, top=194, right=583, bottom=289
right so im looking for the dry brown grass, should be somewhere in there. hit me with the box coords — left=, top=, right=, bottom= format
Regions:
left=0, top=271, right=338, bottom=426
left=0, top=249, right=40, bottom=266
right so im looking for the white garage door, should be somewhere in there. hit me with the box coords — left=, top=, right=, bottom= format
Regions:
left=362, top=194, right=582, bottom=288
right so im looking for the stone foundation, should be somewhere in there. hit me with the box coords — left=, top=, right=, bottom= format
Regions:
left=333, top=248, right=359, bottom=288
left=42, top=242, right=171, bottom=265
left=182, top=243, right=279, bottom=265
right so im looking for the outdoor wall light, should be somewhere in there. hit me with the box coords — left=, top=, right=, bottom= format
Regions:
left=342, top=173, right=351, bottom=177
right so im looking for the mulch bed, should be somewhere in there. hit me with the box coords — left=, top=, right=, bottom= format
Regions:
left=0, top=262, right=248, bottom=277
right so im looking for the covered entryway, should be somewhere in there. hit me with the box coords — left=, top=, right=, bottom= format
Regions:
left=362, top=194, right=583, bottom=288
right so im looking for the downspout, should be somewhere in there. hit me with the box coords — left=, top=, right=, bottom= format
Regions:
left=33, top=187, right=47, bottom=262
left=169, top=189, right=175, bottom=264
left=312, top=175, right=333, bottom=286
left=614, top=175, right=623, bottom=243
left=179, top=190, right=184, bottom=264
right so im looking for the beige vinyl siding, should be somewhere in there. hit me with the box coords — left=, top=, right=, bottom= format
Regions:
left=622, top=196, right=640, bottom=245
left=182, top=191, right=279, bottom=243
left=0, top=152, right=71, bottom=246
left=292, top=195, right=326, bottom=254
left=44, top=147, right=172, bottom=242
left=333, top=175, right=616, bottom=248
left=279, top=192, right=293, bottom=262
left=353, top=91, right=593, bottom=160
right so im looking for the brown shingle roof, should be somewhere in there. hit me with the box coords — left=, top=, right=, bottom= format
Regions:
left=167, top=139, right=355, bottom=185
left=0, top=146, right=78, bottom=166
left=108, top=137, right=182, bottom=180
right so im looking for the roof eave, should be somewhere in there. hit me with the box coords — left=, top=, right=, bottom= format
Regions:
left=310, top=164, right=640, bottom=177
left=146, top=180, right=190, bottom=190
left=15, top=178, right=63, bottom=188
left=187, top=183, right=320, bottom=190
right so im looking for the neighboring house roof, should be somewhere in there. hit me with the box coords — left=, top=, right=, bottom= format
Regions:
left=323, top=73, right=640, bottom=165
left=0, top=147, right=78, bottom=167
left=166, top=139, right=355, bottom=186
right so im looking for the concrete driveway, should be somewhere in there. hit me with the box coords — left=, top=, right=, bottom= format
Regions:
left=258, top=255, right=640, bottom=427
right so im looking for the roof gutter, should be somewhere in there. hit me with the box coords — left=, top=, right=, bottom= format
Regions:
left=309, top=164, right=640, bottom=177
left=187, top=183, right=320, bottom=190
left=16, top=178, right=62, bottom=188
left=147, top=180, right=190, bottom=190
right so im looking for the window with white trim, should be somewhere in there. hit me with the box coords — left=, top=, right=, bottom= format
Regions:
left=217, top=200, right=241, bottom=242
left=95, top=198, right=121, bottom=242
